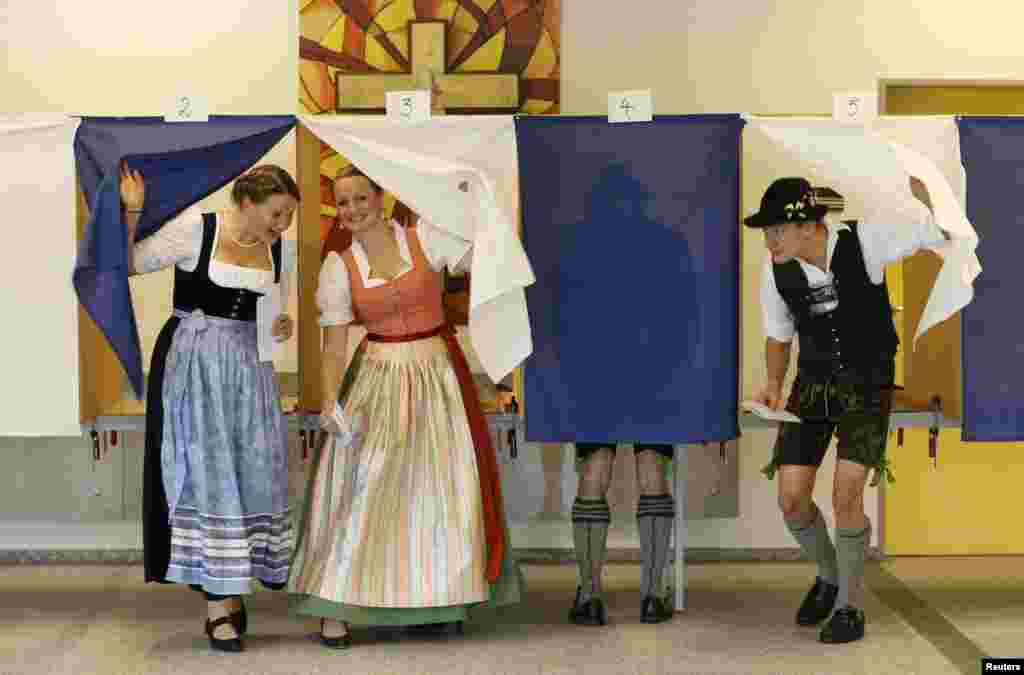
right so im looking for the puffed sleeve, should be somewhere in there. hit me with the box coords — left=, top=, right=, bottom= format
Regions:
left=761, top=258, right=796, bottom=342
left=415, top=218, right=472, bottom=274
left=856, top=212, right=946, bottom=284
left=132, top=206, right=203, bottom=274
left=316, top=251, right=355, bottom=327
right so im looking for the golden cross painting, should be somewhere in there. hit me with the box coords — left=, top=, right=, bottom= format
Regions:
left=300, top=0, right=561, bottom=241
left=300, top=0, right=560, bottom=116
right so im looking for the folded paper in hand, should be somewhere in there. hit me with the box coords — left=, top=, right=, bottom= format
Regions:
left=741, top=400, right=802, bottom=423
left=256, top=285, right=282, bottom=363
left=328, top=402, right=357, bottom=448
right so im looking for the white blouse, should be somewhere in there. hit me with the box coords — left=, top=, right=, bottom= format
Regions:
left=132, top=207, right=275, bottom=293
left=761, top=215, right=946, bottom=342
left=317, top=219, right=472, bottom=327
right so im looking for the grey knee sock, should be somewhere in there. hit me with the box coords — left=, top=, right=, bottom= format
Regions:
left=638, top=494, right=674, bottom=598
left=572, top=497, right=610, bottom=602
left=784, top=503, right=839, bottom=586
left=835, top=519, right=871, bottom=610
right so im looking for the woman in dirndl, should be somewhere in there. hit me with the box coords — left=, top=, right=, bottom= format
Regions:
left=127, top=164, right=300, bottom=652
left=288, top=166, right=521, bottom=650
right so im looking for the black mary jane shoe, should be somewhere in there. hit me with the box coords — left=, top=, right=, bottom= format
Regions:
left=796, top=577, right=839, bottom=626
left=407, top=621, right=464, bottom=636
left=640, top=595, right=673, bottom=624
left=818, top=607, right=865, bottom=644
left=205, top=615, right=244, bottom=653
left=319, top=619, right=353, bottom=650
left=568, top=587, right=608, bottom=626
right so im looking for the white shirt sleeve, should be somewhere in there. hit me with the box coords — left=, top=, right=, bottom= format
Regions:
left=856, top=213, right=946, bottom=284
left=132, top=206, right=203, bottom=274
left=316, top=252, right=355, bottom=327
left=761, top=258, right=796, bottom=342
left=416, top=218, right=472, bottom=274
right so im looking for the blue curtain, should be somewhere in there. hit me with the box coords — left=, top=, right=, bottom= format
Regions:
left=73, top=116, right=295, bottom=398
left=516, top=115, right=744, bottom=444
left=957, top=117, right=1024, bottom=441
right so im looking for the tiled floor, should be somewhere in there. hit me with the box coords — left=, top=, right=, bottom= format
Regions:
left=4, top=557, right=1018, bottom=674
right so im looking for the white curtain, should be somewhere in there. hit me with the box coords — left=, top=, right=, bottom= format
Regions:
left=0, top=114, right=81, bottom=435
left=299, top=115, right=534, bottom=382
left=745, top=116, right=980, bottom=343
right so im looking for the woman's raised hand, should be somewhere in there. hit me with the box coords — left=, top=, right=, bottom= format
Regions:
left=120, top=161, right=146, bottom=212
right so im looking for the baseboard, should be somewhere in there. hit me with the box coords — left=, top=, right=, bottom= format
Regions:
left=0, top=547, right=886, bottom=565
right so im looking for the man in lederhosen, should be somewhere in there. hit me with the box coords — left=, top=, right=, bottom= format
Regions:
left=746, top=177, right=947, bottom=643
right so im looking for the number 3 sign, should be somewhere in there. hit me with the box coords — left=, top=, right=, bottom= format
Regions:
left=386, top=90, right=431, bottom=124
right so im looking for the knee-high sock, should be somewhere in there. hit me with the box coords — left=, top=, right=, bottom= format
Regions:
left=572, top=497, right=610, bottom=602
left=836, top=519, right=871, bottom=610
left=784, top=503, right=839, bottom=586
left=638, top=494, right=675, bottom=598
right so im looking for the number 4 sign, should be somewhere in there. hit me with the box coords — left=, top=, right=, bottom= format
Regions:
left=608, top=90, right=653, bottom=123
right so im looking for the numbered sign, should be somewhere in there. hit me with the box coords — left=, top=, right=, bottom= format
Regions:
left=165, top=95, right=209, bottom=123
left=608, top=90, right=653, bottom=123
left=832, top=91, right=877, bottom=125
left=386, top=90, right=431, bottom=124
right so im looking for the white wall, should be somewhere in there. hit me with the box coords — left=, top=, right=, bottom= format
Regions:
left=563, top=1, right=1024, bottom=116
left=2, top=0, right=301, bottom=374
left=3, top=2, right=297, bottom=117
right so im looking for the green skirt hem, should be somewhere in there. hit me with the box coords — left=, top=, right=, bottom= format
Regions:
left=289, top=594, right=475, bottom=626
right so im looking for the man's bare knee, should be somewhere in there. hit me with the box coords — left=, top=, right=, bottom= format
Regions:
left=578, top=449, right=614, bottom=498
left=635, top=449, right=668, bottom=496
left=778, top=492, right=813, bottom=522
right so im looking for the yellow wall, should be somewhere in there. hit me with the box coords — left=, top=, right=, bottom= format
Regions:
left=881, top=84, right=1024, bottom=554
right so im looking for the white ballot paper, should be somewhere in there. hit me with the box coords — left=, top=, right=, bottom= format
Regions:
left=741, top=400, right=802, bottom=423
left=330, top=402, right=357, bottom=449
left=256, top=240, right=296, bottom=362
left=256, top=286, right=282, bottom=363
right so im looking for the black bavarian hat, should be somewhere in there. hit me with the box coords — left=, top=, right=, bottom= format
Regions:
left=743, top=177, right=829, bottom=228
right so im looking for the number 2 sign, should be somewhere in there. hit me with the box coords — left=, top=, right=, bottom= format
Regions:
left=165, top=95, right=209, bottom=122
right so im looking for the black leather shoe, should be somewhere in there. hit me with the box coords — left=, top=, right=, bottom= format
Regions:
left=640, top=595, right=673, bottom=624
left=320, top=619, right=353, bottom=650
left=568, top=587, right=608, bottom=626
left=205, top=616, right=243, bottom=652
left=796, top=578, right=839, bottom=626
left=407, top=621, right=464, bottom=636
left=819, top=607, right=865, bottom=644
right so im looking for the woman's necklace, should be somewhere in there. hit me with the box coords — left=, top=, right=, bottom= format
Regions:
left=224, top=216, right=262, bottom=248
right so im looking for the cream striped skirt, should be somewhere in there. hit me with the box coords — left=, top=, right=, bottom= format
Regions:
left=289, top=336, right=489, bottom=609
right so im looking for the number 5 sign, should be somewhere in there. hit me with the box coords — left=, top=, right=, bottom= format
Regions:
left=832, top=91, right=877, bottom=125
